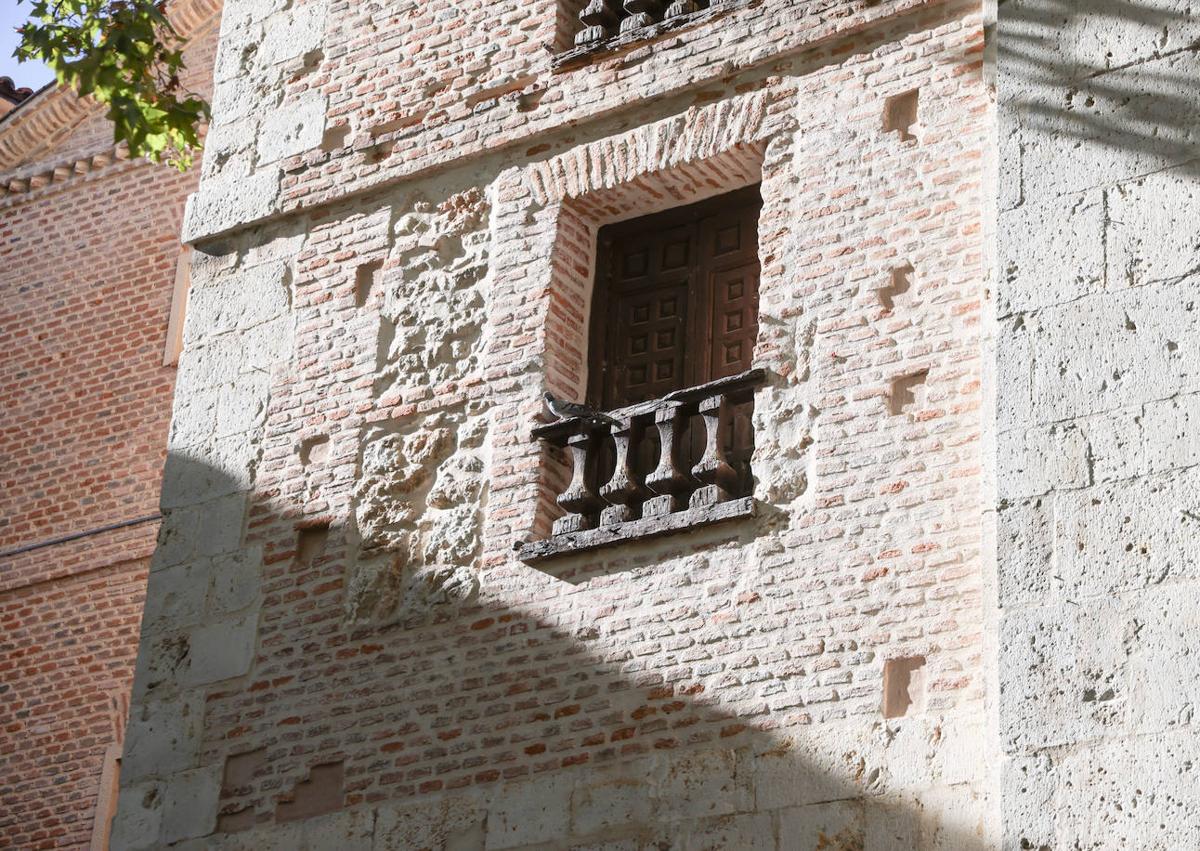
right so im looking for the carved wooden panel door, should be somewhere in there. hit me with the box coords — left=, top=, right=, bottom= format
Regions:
left=589, top=186, right=762, bottom=410
left=589, top=187, right=762, bottom=492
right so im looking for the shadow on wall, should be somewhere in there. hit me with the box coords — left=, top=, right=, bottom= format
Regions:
left=120, top=453, right=992, bottom=850
left=1000, top=0, right=1200, bottom=182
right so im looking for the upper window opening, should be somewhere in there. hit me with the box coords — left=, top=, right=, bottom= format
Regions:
left=520, top=186, right=764, bottom=564
left=588, top=186, right=762, bottom=409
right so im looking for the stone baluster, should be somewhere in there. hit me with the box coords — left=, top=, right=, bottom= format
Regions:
left=575, top=0, right=622, bottom=46
left=554, top=428, right=602, bottom=534
left=690, top=393, right=738, bottom=508
left=663, top=0, right=700, bottom=20
left=621, top=0, right=663, bottom=32
left=644, top=402, right=690, bottom=516
left=599, top=419, right=643, bottom=526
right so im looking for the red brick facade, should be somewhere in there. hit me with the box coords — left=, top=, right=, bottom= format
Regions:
left=0, top=5, right=219, bottom=847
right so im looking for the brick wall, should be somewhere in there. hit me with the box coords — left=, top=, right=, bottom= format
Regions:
left=0, top=7, right=218, bottom=847
left=116, top=0, right=994, bottom=847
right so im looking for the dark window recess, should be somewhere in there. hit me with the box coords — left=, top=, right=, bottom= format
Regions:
left=521, top=187, right=764, bottom=563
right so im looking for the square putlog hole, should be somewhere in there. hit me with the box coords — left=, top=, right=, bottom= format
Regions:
left=320, top=123, right=350, bottom=153
left=888, top=369, right=929, bottom=416
left=883, top=88, right=919, bottom=142
left=878, top=263, right=914, bottom=312
left=275, top=761, right=345, bottom=823
left=300, top=434, right=330, bottom=467
left=355, top=260, right=383, bottom=308
left=296, top=524, right=329, bottom=566
left=882, top=655, right=926, bottom=718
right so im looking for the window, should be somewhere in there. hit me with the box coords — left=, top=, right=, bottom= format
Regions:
left=520, top=187, right=764, bottom=563
left=588, top=186, right=761, bottom=408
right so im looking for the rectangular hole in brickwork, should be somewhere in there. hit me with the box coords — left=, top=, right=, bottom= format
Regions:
left=355, top=260, right=383, bottom=307
left=217, top=747, right=266, bottom=834
left=888, top=369, right=928, bottom=416
left=300, top=435, right=330, bottom=467
left=301, top=48, right=324, bottom=74
left=296, top=524, right=329, bottom=566
left=883, top=89, right=919, bottom=142
left=878, top=263, right=914, bottom=312
left=882, top=655, right=926, bottom=718
left=376, top=317, right=396, bottom=372
left=275, top=761, right=345, bottom=823
left=367, top=140, right=394, bottom=164
left=216, top=808, right=257, bottom=835
left=321, top=123, right=349, bottom=153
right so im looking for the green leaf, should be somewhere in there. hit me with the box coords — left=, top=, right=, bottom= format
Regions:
left=16, top=0, right=208, bottom=170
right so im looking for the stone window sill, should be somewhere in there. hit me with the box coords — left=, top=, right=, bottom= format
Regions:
left=517, top=495, right=756, bottom=563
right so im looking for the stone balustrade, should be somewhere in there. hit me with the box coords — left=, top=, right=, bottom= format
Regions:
left=575, top=0, right=710, bottom=45
left=518, top=369, right=763, bottom=562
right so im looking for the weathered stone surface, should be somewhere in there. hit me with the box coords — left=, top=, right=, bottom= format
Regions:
left=1034, top=729, right=1200, bottom=847
left=183, top=612, right=259, bottom=686
left=1083, top=392, right=1200, bottom=484
left=161, top=766, right=222, bottom=844
left=182, top=166, right=281, bottom=243
left=996, top=189, right=1104, bottom=317
left=1009, top=51, right=1200, bottom=200
left=485, top=774, right=572, bottom=850
left=349, top=410, right=486, bottom=625
left=257, top=93, right=328, bottom=166
left=373, top=792, right=488, bottom=851
left=139, top=560, right=208, bottom=635
left=186, top=808, right=375, bottom=850
left=1025, top=279, right=1200, bottom=424
left=108, top=781, right=164, bottom=851
left=121, top=693, right=205, bottom=781
left=208, top=548, right=263, bottom=615
left=1053, top=468, right=1200, bottom=599
left=995, top=496, right=1054, bottom=608
left=1107, top=166, right=1200, bottom=288
left=996, top=421, right=1090, bottom=499
left=999, top=602, right=1129, bottom=752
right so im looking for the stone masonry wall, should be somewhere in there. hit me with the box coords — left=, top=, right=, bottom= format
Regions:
left=996, top=0, right=1200, bottom=847
left=116, top=0, right=992, bottom=848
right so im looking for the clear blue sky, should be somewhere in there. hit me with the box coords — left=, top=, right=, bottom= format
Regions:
left=0, top=4, right=52, bottom=90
